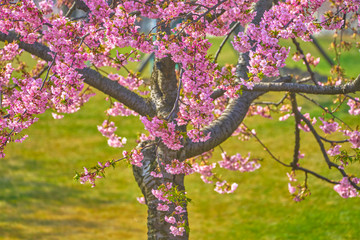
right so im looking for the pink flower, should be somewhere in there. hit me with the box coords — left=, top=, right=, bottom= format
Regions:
left=141, top=116, right=183, bottom=150
left=107, top=136, right=127, bottom=148
left=214, top=181, right=238, bottom=194
left=305, top=53, right=320, bottom=67
left=343, top=130, right=360, bottom=149
left=334, top=177, right=359, bottom=198
left=298, top=113, right=316, bottom=132
left=287, top=172, right=297, bottom=182
left=347, top=98, right=360, bottom=115
left=175, top=206, right=185, bottom=214
left=128, top=149, right=144, bottom=167
left=218, top=152, right=260, bottom=172
left=157, top=203, right=170, bottom=211
left=298, top=151, right=305, bottom=159
left=137, top=197, right=145, bottom=204
left=327, top=145, right=341, bottom=156
left=279, top=113, right=291, bottom=121
left=165, top=216, right=176, bottom=224
left=319, top=118, right=339, bottom=134
left=192, top=162, right=216, bottom=184
left=170, top=226, right=185, bottom=237
left=150, top=171, right=163, bottom=178
left=165, top=159, right=194, bottom=175
left=288, top=183, right=296, bottom=194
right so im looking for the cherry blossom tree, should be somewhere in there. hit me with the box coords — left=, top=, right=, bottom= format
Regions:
left=1, top=0, right=360, bottom=239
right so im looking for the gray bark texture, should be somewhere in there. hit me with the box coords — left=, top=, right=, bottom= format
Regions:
left=133, top=56, right=189, bottom=239
left=133, top=141, right=188, bottom=240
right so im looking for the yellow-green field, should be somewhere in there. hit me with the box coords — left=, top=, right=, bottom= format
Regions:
left=1, top=36, right=360, bottom=239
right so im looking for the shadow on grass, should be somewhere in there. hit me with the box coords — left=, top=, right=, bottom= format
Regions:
left=0, top=155, right=146, bottom=240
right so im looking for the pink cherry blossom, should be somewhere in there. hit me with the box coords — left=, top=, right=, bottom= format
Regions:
left=165, top=216, right=177, bottom=224
left=219, top=152, right=261, bottom=172
left=334, top=177, right=359, bottom=198
left=170, top=226, right=185, bottom=237
left=214, top=180, right=238, bottom=194
left=319, top=118, right=340, bottom=134
left=327, top=145, right=342, bottom=156
left=288, top=183, right=296, bottom=194
left=51, top=113, right=64, bottom=119
left=343, top=130, right=360, bottom=149
left=137, top=197, right=146, bottom=204
left=157, top=203, right=170, bottom=211
left=347, top=98, right=360, bottom=115
left=165, top=159, right=194, bottom=175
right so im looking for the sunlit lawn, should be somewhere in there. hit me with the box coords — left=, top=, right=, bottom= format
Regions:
left=1, top=36, right=360, bottom=239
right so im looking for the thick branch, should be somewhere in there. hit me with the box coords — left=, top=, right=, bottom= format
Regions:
left=210, top=75, right=292, bottom=100
left=150, top=56, right=178, bottom=117
left=185, top=0, right=273, bottom=158
left=0, top=32, right=155, bottom=117
left=78, top=68, right=155, bottom=117
left=185, top=91, right=264, bottom=158
left=250, top=76, right=360, bottom=94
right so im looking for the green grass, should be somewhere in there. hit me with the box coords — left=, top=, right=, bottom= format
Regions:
left=1, top=36, right=360, bottom=239
left=279, top=35, right=360, bottom=78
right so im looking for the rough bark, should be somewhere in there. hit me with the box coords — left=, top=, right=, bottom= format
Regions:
left=150, top=56, right=178, bottom=117
left=249, top=77, right=360, bottom=94
left=133, top=141, right=188, bottom=240
left=132, top=56, right=189, bottom=239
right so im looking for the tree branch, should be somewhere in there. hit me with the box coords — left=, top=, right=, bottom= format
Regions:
left=185, top=0, right=273, bottom=158
left=185, top=91, right=264, bottom=158
left=249, top=76, right=360, bottom=94
left=0, top=31, right=156, bottom=117
left=290, top=93, right=301, bottom=168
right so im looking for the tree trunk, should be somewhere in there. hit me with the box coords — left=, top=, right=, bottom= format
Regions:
left=133, top=141, right=189, bottom=240
left=132, top=54, right=189, bottom=239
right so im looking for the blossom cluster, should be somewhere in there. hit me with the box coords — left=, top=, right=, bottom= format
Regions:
left=219, top=152, right=260, bottom=172
left=141, top=116, right=183, bottom=150
left=333, top=177, right=359, bottom=198
left=347, top=98, right=360, bottom=115
left=165, top=159, right=194, bottom=175
left=151, top=182, right=189, bottom=237
left=97, top=120, right=127, bottom=148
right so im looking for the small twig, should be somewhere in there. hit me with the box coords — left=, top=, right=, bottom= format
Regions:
left=310, top=35, right=334, bottom=67
left=319, top=136, right=348, bottom=144
left=165, top=69, right=183, bottom=121
left=65, top=2, right=77, bottom=18
left=34, top=65, right=49, bottom=79
left=296, top=110, right=335, bottom=169
left=294, top=166, right=338, bottom=185
left=298, top=93, right=353, bottom=130
left=345, top=94, right=360, bottom=102
left=296, top=77, right=312, bottom=84
left=243, top=123, right=291, bottom=167
left=290, top=93, right=301, bottom=168
left=137, top=52, right=155, bottom=74
left=300, top=113, right=360, bottom=190
left=292, top=38, right=318, bottom=85
left=253, top=93, right=288, bottom=107
left=214, top=22, right=240, bottom=62
left=176, top=0, right=227, bottom=37
left=40, top=53, right=57, bottom=91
